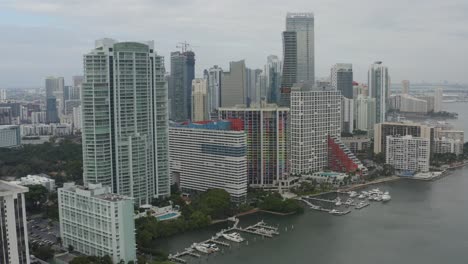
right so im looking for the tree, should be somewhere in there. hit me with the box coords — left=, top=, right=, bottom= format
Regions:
left=68, top=244, right=74, bottom=252
left=374, top=152, right=385, bottom=164
left=24, top=185, right=48, bottom=212
left=196, top=189, right=231, bottom=219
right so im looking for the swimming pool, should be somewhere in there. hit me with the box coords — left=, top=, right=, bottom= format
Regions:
left=156, top=212, right=180, bottom=221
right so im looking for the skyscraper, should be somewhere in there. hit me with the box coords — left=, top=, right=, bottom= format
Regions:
left=331, top=63, right=353, bottom=99
left=246, top=68, right=263, bottom=106
left=45, top=76, right=64, bottom=122
left=401, top=80, right=410, bottom=94
left=368, top=61, right=390, bottom=124
left=434, top=88, right=443, bottom=112
left=191, top=78, right=208, bottom=122
left=81, top=38, right=169, bottom=205
left=0, top=181, right=30, bottom=264
left=205, top=65, right=223, bottom=118
left=264, top=55, right=282, bottom=103
left=169, top=51, right=195, bottom=121
left=221, top=60, right=247, bottom=107
left=290, top=83, right=341, bottom=174
left=45, top=97, right=59, bottom=123
left=280, top=12, right=315, bottom=106
left=354, top=95, right=376, bottom=133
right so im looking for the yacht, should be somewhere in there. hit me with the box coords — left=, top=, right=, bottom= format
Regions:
left=222, top=232, right=244, bottom=242
left=349, top=191, right=358, bottom=198
left=382, top=192, right=391, bottom=202
left=345, top=198, right=354, bottom=205
left=329, top=209, right=351, bottom=216
left=194, top=243, right=213, bottom=254
left=335, top=197, right=342, bottom=206
left=355, top=201, right=370, bottom=209
left=358, top=194, right=366, bottom=199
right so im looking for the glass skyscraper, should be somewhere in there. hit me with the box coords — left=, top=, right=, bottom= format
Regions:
left=81, top=38, right=170, bottom=205
left=368, top=61, right=390, bottom=124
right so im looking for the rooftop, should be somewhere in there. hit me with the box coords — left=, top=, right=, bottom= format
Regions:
left=0, top=180, right=28, bottom=196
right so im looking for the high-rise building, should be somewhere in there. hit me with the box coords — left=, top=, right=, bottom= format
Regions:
left=0, top=107, right=12, bottom=125
left=389, top=94, right=428, bottom=113
left=386, top=135, right=430, bottom=173
left=72, top=105, right=82, bottom=131
left=0, top=89, right=6, bottom=101
left=353, top=82, right=368, bottom=98
left=169, top=120, right=247, bottom=202
left=264, top=55, right=282, bottom=104
left=368, top=61, right=390, bottom=124
left=280, top=12, right=315, bottom=106
left=290, top=83, right=342, bottom=174
left=0, top=181, right=30, bottom=264
left=434, top=88, right=443, bottom=113
left=81, top=38, right=169, bottom=205
left=374, top=122, right=433, bottom=154
left=401, top=80, right=410, bottom=94
left=219, top=104, right=289, bottom=187
left=72, top=75, right=84, bottom=87
left=169, top=51, right=195, bottom=121
left=341, top=97, right=354, bottom=133
left=46, top=97, right=59, bottom=123
left=331, top=63, right=353, bottom=99
left=0, top=125, right=21, bottom=148
left=31, top=111, right=46, bottom=124
left=205, top=65, right=223, bottom=118
left=354, top=95, right=376, bottom=133
left=58, top=183, right=136, bottom=263
left=246, top=68, right=263, bottom=106
left=221, top=60, right=247, bottom=107
left=191, top=78, right=208, bottom=122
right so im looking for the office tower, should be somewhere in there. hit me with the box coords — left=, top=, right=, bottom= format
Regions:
left=0, top=89, right=6, bottom=101
left=280, top=12, right=315, bottom=106
left=205, top=65, right=223, bottom=118
left=0, top=125, right=21, bottom=148
left=246, top=68, right=263, bottom=106
left=0, top=107, right=12, bottom=125
left=386, top=135, right=430, bottom=173
left=0, top=181, right=30, bottom=264
left=373, top=122, right=433, bottom=154
left=219, top=104, right=289, bottom=187
left=402, top=80, right=410, bottom=94
left=264, top=55, right=282, bottom=103
left=221, top=60, right=247, bottom=107
left=82, top=38, right=170, bottom=205
left=169, top=120, right=247, bottom=202
left=331, top=63, right=353, bottom=99
left=434, top=88, right=443, bottom=112
left=354, top=95, right=376, bottom=132
left=169, top=51, right=195, bottom=121
left=368, top=61, right=390, bottom=124
left=46, top=97, right=59, bottom=123
left=290, top=83, right=341, bottom=174
left=58, top=183, right=136, bottom=263
left=341, top=97, right=354, bottom=133
left=191, top=78, right=208, bottom=122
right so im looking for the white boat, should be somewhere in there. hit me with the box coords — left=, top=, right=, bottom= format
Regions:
left=194, top=243, right=213, bottom=254
left=355, top=201, right=370, bottom=209
left=345, top=198, right=354, bottom=205
left=206, top=243, right=219, bottom=252
left=335, top=197, right=342, bottom=206
left=349, top=191, right=358, bottom=198
left=329, top=209, right=351, bottom=216
left=382, top=192, right=391, bottom=202
left=222, top=232, right=244, bottom=242
left=358, top=194, right=365, bottom=199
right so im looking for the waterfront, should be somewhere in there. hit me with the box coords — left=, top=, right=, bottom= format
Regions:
left=158, top=102, right=468, bottom=264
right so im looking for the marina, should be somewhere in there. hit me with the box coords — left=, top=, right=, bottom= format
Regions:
left=168, top=218, right=281, bottom=263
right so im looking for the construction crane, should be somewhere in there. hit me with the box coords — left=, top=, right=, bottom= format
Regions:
left=176, top=41, right=199, bottom=53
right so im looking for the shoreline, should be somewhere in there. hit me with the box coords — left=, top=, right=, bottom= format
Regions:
left=210, top=208, right=297, bottom=225
left=338, top=176, right=401, bottom=192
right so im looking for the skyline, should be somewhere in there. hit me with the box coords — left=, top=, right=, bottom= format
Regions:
left=1, top=0, right=468, bottom=88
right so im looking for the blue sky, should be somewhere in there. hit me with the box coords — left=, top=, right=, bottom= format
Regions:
left=1, top=0, right=468, bottom=88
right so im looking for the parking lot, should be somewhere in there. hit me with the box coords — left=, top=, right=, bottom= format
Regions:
left=27, top=217, right=60, bottom=248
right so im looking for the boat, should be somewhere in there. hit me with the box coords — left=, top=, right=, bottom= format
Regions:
left=206, top=243, right=219, bottom=252
left=382, top=192, right=391, bottom=202
left=345, top=198, right=354, bottom=205
left=349, top=191, right=358, bottom=198
left=355, top=201, right=370, bottom=209
left=329, top=209, right=351, bottom=216
left=358, top=194, right=366, bottom=199
left=335, top=197, right=342, bottom=206
left=193, top=243, right=213, bottom=254
left=222, top=232, right=244, bottom=242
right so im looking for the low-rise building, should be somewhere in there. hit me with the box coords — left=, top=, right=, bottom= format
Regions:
left=386, top=135, right=430, bottom=173
left=434, top=137, right=464, bottom=155
left=302, top=171, right=349, bottom=187
left=58, top=183, right=136, bottom=263
left=0, top=125, right=21, bottom=148
left=18, top=174, right=55, bottom=191
left=0, top=181, right=30, bottom=264
left=169, top=119, right=247, bottom=202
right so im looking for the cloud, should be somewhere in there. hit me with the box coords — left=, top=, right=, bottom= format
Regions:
left=0, top=0, right=468, bottom=87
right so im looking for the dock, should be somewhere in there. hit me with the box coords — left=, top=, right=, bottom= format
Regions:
left=168, top=218, right=279, bottom=263
left=296, top=198, right=331, bottom=212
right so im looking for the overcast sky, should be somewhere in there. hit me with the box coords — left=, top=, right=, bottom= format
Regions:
left=1, top=0, right=468, bottom=88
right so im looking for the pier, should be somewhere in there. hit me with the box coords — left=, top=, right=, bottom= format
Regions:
left=168, top=218, right=280, bottom=263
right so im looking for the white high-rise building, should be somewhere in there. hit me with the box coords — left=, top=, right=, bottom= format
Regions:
left=290, top=83, right=341, bottom=174
left=402, top=80, right=410, bottom=94
left=205, top=65, right=223, bottom=118
left=354, top=95, right=376, bottom=133
left=191, top=78, right=208, bottom=122
left=434, top=88, right=443, bottom=112
left=58, top=183, right=136, bottom=263
left=169, top=120, right=247, bottom=202
left=0, top=181, right=30, bottom=264
left=0, top=89, right=6, bottom=101
left=389, top=94, right=428, bottom=113
left=81, top=38, right=170, bottom=205
left=72, top=105, right=82, bottom=131
left=386, top=135, right=430, bottom=173
left=368, top=61, right=390, bottom=124
left=342, top=97, right=354, bottom=133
